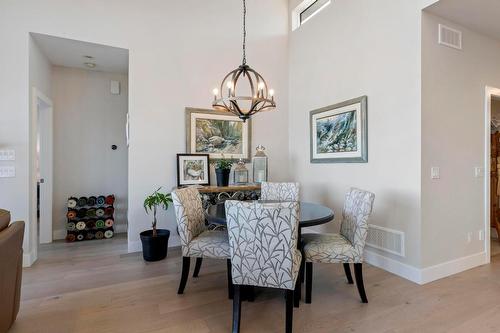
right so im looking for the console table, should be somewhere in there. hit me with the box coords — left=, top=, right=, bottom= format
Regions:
left=173, top=185, right=261, bottom=231
left=197, top=184, right=261, bottom=210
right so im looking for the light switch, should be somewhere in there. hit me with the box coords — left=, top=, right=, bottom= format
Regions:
left=0, top=166, right=15, bottom=178
left=0, top=149, right=15, bottom=161
left=431, top=167, right=440, bottom=179
left=474, top=167, right=484, bottom=178
left=110, top=80, right=120, bottom=95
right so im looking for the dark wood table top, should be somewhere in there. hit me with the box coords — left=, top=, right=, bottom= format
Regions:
left=205, top=201, right=334, bottom=228
left=197, top=184, right=261, bottom=193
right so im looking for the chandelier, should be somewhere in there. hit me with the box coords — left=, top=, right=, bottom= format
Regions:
left=212, top=0, right=276, bottom=121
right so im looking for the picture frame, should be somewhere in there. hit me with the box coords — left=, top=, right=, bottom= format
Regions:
left=186, top=107, right=252, bottom=161
left=176, top=153, right=210, bottom=187
left=310, top=96, right=368, bottom=163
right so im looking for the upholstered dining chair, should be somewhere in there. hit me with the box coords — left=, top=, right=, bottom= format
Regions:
left=172, top=187, right=231, bottom=295
left=260, top=182, right=300, bottom=202
left=302, top=188, right=375, bottom=304
left=225, top=200, right=302, bottom=333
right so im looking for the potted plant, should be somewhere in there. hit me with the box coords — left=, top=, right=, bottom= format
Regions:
left=140, top=187, right=173, bottom=261
left=212, top=157, right=233, bottom=187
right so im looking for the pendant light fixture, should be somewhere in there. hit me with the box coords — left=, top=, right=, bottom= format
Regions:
left=212, top=0, right=276, bottom=121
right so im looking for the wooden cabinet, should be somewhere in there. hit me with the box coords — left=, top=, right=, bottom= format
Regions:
left=491, top=133, right=500, bottom=239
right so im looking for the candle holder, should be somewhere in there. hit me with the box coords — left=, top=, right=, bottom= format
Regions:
left=234, top=159, right=249, bottom=184
left=252, top=145, right=268, bottom=184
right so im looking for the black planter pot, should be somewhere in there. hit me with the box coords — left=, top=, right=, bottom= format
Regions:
left=140, top=229, right=170, bottom=261
left=215, top=168, right=231, bottom=187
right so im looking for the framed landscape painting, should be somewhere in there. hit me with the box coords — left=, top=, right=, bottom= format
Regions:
left=310, top=96, right=368, bottom=163
left=186, top=108, right=251, bottom=161
left=177, top=154, right=210, bottom=187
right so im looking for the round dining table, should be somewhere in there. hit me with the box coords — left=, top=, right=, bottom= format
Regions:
left=205, top=201, right=335, bottom=230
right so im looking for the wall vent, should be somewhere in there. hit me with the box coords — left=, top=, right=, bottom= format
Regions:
left=438, top=24, right=462, bottom=50
left=366, top=225, right=405, bottom=257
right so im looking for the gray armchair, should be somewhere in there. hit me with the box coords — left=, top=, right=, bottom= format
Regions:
left=302, top=188, right=375, bottom=304
left=225, top=200, right=302, bottom=333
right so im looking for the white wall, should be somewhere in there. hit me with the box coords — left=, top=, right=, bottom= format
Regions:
left=288, top=0, right=424, bottom=268
left=51, top=67, right=128, bottom=237
left=0, top=0, right=289, bottom=258
left=421, top=13, right=500, bottom=267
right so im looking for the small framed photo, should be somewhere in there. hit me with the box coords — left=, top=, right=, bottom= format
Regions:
left=177, top=154, right=210, bottom=187
left=310, top=96, right=368, bottom=163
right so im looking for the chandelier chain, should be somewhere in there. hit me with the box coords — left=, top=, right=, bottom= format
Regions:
left=212, top=0, right=275, bottom=121
left=242, top=0, right=247, bottom=65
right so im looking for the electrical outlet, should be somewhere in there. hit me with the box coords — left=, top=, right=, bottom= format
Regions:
left=479, top=230, right=484, bottom=241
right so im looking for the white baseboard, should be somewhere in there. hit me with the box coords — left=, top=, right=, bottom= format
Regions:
left=364, top=249, right=488, bottom=285
left=364, top=249, right=422, bottom=284
left=127, top=233, right=181, bottom=253
left=114, top=223, right=127, bottom=234
left=420, top=251, right=487, bottom=284
left=53, top=229, right=66, bottom=240
left=127, top=239, right=141, bottom=253
left=23, top=250, right=36, bottom=267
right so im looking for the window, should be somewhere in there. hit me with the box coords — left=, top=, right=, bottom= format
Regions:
left=292, top=0, right=331, bottom=31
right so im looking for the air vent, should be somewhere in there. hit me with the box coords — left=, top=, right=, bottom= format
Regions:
left=439, top=24, right=462, bottom=50
left=366, top=225, right=405, bottom=257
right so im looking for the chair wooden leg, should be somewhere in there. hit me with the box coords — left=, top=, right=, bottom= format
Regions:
left=177, top=256, right=190, bottom=294
left=343, top=263, right=354, bottom=284
left=294, top=276, right=300, bottom=308
left=305, top=262, right=312, bottom=304
left=232, top=285, right=242, bottom=333
left=246, top=286, right=255, bottom=302
left=300, top=250, right=305, bottom=283
left=354, top=263, right=368, bottom=303
left=285, top=289, right=294, bottom=333
left=193, top=257, right=203, bottom=277
left=227, top=259, right=234, bottom=300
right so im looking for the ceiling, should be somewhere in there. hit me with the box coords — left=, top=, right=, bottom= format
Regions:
left=425, top=0, right=500, bottom=42
left=31, top=33, right=128, bottom=74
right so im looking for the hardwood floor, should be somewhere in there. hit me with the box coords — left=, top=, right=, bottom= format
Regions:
left=11, top=234, right=500, bottom=333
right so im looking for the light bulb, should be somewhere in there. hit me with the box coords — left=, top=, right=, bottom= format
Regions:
left=269, top=89, right=275, bottom=97
left=227, top=81, right=233, bottom=90
left=212, top=88, right=218, bottom=96
left=258, top=82, right=265, bottom=90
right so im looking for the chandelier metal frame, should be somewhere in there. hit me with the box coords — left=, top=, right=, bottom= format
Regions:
left=212, top=0, right=276, bottom=121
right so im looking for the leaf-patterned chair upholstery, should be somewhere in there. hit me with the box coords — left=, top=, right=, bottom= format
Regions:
left=172, top=187, right=231, bottom=295
left=302, top=188, right=375, bottom=304
left=261, top=182, right=300, bottom=202
left=225, top=200, right=302, bottom=333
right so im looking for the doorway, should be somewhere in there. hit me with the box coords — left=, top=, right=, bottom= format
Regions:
left=29, top=33, right=129, bottom=265
left=486, top=87, right=500, bottom=260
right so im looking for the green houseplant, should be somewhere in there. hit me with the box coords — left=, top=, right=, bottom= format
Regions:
left=212, top=157, right=233, bottom=186
left=140, top=187, right=173, bottom=261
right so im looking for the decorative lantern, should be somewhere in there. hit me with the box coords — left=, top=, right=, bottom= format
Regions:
left=234, top=159, right=249, bottom=184
left=252, top=145, right=268, bottom=183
